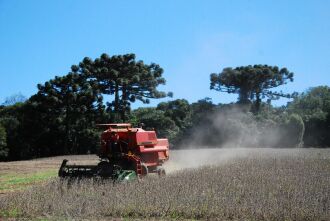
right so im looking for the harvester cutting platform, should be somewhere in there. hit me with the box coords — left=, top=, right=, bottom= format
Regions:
left=59, top=123, right=169, bottom=181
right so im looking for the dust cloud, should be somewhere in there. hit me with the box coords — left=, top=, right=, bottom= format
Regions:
left=164, top=106, right=294, bottom=173
left=183, top=106, right=285, bottom=148
left=164, top=148, right=251, bottom=173
left=164, top=147, right=317, bottom=174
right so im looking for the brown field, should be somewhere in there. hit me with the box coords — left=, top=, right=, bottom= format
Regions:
left=0, top=155, right=100, bottom=194
left=0, top=155, right=100, bottom=175
left=0, top=148, right=329, bottom=220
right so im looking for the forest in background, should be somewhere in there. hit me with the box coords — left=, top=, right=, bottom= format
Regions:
left=0, top=53, right=329, bottom=161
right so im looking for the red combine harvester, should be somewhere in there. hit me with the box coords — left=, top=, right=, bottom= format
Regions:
left=59, top=123, right=169, bottom=181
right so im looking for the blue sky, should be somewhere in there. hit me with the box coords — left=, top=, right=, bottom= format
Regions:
left=0, top=0, right=329, bottom=107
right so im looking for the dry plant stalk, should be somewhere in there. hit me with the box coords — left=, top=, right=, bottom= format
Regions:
left=0, top=148, right=329, bottom=220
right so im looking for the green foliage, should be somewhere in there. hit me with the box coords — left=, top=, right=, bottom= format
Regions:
left=156, top=99, right=193, bottom=146
left=28, top=72, right=105, bottom=155
left=289, top=86, right=330, bottom=120
left=281, top=114, right=305, bottom=147
left=0, top=103, right=29, bottom=160
left=210, top=65, right=295, bottom=112
left=74, top=53, right=171, bottom=121
left=0, top=208, right=21, bottom=218
left=0, top=170, right=57, bottom=192
left=0, top=123, right=7, bottom=159
left=289, top=86, right=330, bottom=146
left=157, top=99, right=192, bottom=129
left=130, top=107, right=179, bottom=141
left=0, top=53, right=172, bottom=160
left=2, top=59, right=330, bottom=161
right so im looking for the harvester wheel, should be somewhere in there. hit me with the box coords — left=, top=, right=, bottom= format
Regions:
left=141, top=163, right=148, bottom=176
left=157, top=167, right=166, bottom=177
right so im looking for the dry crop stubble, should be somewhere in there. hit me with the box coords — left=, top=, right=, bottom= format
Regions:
left=0, top=148, right=329, bottom=220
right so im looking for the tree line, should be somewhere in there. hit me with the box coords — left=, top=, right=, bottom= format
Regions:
left=0, top=53, right=329, bottom=161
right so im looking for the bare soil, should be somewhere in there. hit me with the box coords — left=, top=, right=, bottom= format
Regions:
left=0, top=155, right=99, bottom=175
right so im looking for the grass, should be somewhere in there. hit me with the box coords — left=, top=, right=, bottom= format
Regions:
left=0, top=154, right=98, bottom=194
left=0, top=170, right=57, bottom=193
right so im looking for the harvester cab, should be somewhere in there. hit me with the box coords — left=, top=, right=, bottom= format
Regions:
left=58, top=123, right=169, bottom=181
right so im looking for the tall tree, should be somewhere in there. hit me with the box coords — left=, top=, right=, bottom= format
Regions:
left=130, top=107, right=179, bottom=141
left=157, top=99, right=192, bottom=130
left=30, top=72, right=104, bottom=155
left=0, top=103, right=27, bottom=160
left=210, top=65, right=295, bottom=112
left=289, top=86, right=330, bottom=120
left=190, top=98, right=215, bottom=122
left=288, top=86, right=330, bottom=146
left=0, top=123, right=7, bottom=160
left=73, top=53, right=171, bottom=121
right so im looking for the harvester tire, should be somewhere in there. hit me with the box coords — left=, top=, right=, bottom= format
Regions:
left=157, top=167, right=166, bottom=177
left=141, top=163, right=148, bottom=176
left=97, top=161, right=113, bottom=177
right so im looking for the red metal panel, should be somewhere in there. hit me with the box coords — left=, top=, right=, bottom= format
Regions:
left=139, top=145, right=168, bottom=153
left=156, top=139, right=169, bottom=146
left=99, top=123, right=170, bottom=174
left=136, top=131, right=157, bottom=145
left=158, top=151, right=167, bottom=160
